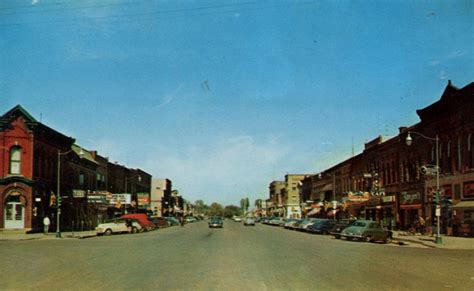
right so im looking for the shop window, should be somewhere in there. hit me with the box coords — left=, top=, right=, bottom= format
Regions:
left=9, top=146, right=21, bottom=175
left=457, top=137, right=462, bottom=172
left=468, top=134, right=473, bottom=169
left=79, top=173, right=84, bottom=186
left=454, top=184, right=461, bottom=200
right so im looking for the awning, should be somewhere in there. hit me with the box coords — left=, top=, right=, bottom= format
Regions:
left=452, top=201, right=474, bottom=209
left=400, top=204, right=422, bottom=210
left=321, top=184, right=333, bottom=191
left=307, top=208, right=321, bottom=216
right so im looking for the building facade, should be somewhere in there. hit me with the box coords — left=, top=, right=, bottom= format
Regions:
left=268, top=80, right=474, bottom=236
left=0, top=105, right=152, bottom=232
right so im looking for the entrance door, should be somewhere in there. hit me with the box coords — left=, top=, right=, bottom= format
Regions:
left=4, top=202, right=25, bottom=229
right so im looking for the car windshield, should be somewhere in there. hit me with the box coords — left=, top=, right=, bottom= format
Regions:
left=352, top=222, right=367, bottom=227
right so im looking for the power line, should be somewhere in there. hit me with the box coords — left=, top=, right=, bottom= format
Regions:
left=0, top=0, right=77, bottom=11
left=0, top=0, right=142, bottom=15
left=0, top=1, right=314, bottom=28
left=0, top=1, right=260, bottom=27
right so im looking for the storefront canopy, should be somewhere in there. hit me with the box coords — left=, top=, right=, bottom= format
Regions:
left=452, top=201, right=474, bottom=208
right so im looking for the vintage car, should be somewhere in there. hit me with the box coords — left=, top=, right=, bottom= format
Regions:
left=341, top=220, right=392, bottom=243
left=96, top=218, right=142, bottom=236
left=209, top=217, right=224, bottom=228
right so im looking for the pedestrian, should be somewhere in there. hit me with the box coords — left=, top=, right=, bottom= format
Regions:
left=43, top=216, right=50, bottom=235
left=418, top=216, right=426, bottom=234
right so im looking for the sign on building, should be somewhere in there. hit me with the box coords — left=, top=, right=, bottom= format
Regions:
left=109, top=194, right=131, bottom=205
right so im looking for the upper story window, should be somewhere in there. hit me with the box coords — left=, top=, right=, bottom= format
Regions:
left=9, top=146, right=22, bottom=175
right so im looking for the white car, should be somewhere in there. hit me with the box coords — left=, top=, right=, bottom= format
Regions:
left=243, top=217, right=255, bottom=226
left=233, top=217, right=242, bottom=222
left=96, top=218, right=142, bottom=236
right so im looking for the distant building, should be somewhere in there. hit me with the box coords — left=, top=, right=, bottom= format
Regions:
left=283, top=174, right=309, bottom=218
left=151, top=178, right=172, bottom=216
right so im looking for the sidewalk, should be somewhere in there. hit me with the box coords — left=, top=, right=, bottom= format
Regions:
left=392, top=231, right=474, bottom=250
left=0, top=230, right=97, bottom=241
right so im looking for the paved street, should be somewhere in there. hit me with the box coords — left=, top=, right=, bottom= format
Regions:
left=1, top=221, right=473, bottom=291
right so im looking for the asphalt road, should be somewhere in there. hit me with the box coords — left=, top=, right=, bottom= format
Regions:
left=1, top=221, right=473, bottom=291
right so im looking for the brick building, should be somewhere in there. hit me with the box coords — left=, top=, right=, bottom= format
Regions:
left=0, top=105, right=152, bottom=232
left=271, top=80, right=474, bottom=236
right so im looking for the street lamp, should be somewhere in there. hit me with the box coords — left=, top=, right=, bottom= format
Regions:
left=405, top=131, right=442, bottom=244
left=56, top=147, right=84, bottom=238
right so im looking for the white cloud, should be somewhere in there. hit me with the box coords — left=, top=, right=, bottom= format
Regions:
left=448, top=50, right=466, bottom=59
left=144, top=135, right=290, bottom=205
left=32, top=0, right=39, bottom=5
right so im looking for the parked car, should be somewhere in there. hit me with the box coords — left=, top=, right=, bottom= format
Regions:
left=96, top=218, right=142, bottom=236
left=209, top=217, right=223, bottom=228
left=185, top=216, right=198, bottom=223
left=148, top=217, right=170, bottom=228
left=330, top=219, right=356, bottom=239
left=298, top=218, right=321, bottom=231
left=307, top=219, right=336, bottom=234
left=269, top=217, right=286, bottom=226
left=243, top=217, right=255, bottom=226
left=284, top=219, right=302, bottom=229
left=341, top=220, right=392, bottom=243
left=121, top=213, right=155, bottom=231
left=164, top=217, right=181, bottom=226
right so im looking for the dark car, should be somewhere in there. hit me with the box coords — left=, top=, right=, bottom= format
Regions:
left=208, top=217, right=223, bottom=228
left=164, top=217, right=181, bottom=226
left=148, top=217, right=170, bottom=228
left=307, top=219, right=336, bottom=234
left=341, top=220, right=392, bottom=243
left=330, top=219, right=356, bottom=239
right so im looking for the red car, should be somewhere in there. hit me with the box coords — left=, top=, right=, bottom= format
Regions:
left=121, top=214, right=155, bottom=231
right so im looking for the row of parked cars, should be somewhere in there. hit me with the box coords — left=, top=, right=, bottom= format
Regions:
left=96, top=214, right=188, bottom=236
left=262, top=217, right=393, bottom=243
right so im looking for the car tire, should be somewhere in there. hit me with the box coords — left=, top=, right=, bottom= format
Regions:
left=365, top=236, right=372, bottom=242
left=104, top=229, right=112, bottom=236
left=384, top=237, right=392, bottom=244
left=131, top=227, right=138, bottom=234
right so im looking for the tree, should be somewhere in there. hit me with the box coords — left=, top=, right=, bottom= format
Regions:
left=224, top=205, right=241, bottom=218
left=208, top=202, right=224, bottom=217
left=194, top=200, right=207, bottom=214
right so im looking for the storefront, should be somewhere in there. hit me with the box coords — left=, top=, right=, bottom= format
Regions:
left=399, top=191, right=423, bottom=230
left=452, top=201, right=474, bottom=237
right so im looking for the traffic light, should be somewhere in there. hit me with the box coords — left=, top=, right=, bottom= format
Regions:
left=433, top=191, right=439, bottom=204
left=57, top=195, right=62, bottom=206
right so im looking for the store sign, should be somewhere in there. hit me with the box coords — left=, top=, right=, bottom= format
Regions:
left=73, top=190, right=85, bottom=198
left=347, top=191, right=370, bottom=202
left=401, top=192, right=421, bottom=204
left=382, top=195, right=395, bottom=203
left=109, top=194, right=131, bottom=205
left=137, top=192, right=150, bottom=207
left=88, top=195, right=107, bottom=204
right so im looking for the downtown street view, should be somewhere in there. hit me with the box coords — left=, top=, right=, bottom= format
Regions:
left=1, top=1, right=473, bottom=290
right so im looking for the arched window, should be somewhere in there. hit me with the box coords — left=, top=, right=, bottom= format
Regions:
left=9, top=147, right=22, bottom=175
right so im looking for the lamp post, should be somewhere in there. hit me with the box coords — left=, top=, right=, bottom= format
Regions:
left=56, top=147, right=84, bottom=238
left=406, top=131, right=442, bottom=244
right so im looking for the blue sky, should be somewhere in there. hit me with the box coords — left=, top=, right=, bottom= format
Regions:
left=1, top=0, right=473, bottom=206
